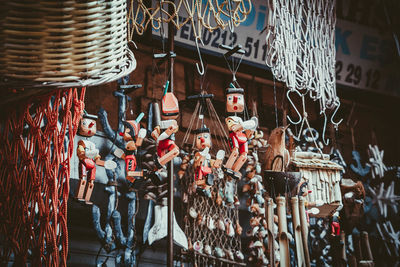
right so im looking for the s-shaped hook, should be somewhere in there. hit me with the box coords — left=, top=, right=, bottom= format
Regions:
left=286, top=89, right=302, bottom=125
left=195, top=38, right=205, bottom=76
left=331, top=100, right=343, bottom=130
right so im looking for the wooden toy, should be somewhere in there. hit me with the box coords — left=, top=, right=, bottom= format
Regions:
left=76, top=113, right=104, bottom=204
left=151, top=99, right=180, bottom=169
left=277, top=196, right=290, bottom=267
left=192, top=126, right=225, bottom=197
left=226, top=88, right=245, bottom=113
left=115, top=115, right=147, bottom=183
left=224, top=115, right=258, bottom=178
left=260, top=125, right=290, bottom=172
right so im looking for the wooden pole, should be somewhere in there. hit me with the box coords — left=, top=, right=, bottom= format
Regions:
left=291, top=197, right=305, bottom=267
left=299, top=196, right=311, bottom=267
left=265, top=198, right=275, bottom=266
left=167, top=2, right=175, bottom=266
left=277, top=196, right=290, bottom=267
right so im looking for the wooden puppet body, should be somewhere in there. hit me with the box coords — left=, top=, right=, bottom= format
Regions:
left=77, top=139, right=101, bottom=184
left=116, top=118, right=147, bottom=183
left=192, top=129, right=220, bottom=197
left=152, top=119, right=180, bottom=169
left=76, top=114, right=104, bottom=204
left=225, top=115, right=258, bottom=177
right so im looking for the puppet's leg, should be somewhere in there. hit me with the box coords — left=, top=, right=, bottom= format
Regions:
left=225, top=147, right=239, bottom=169
left=84, top=166, right=96, bottom=203
left=232, top=142, right=248, bottom=172
left=76, top=161, right=87, bottom=200
left=232, top=152, right=247, bottom=172
left=158, top=145, right=179, bottom=167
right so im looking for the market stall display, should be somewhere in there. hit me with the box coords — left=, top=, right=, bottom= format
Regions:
left=1, top=0, right=399, bottom=266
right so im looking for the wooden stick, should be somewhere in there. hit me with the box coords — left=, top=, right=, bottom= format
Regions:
left=277, top=196, right=289, bottom=267
left=265, top=197, right=275, bottom=266
left=291, top=197, right=305, bottom=266
left=299, top=196, right=311, bottom=267
left=361, top=231, right=373, bottom=261
left=340, top=231, right=347, bottom=263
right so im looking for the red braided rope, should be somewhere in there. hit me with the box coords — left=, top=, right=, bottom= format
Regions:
left=0, top=88, right=86, bottom=266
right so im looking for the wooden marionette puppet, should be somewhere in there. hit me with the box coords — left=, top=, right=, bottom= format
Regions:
left=192, top=126, right=224, bottom=197
left=151, top=81, right=180, bottom=170
left=224, top=86, right=258, bottom=179
left=76, top=113, right=104, bottom=204
left=115, top=113, right=147, bottom=184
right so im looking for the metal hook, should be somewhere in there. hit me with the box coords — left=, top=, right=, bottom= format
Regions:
left=286, top=89, right=302, bottom=125
left=331, top=100, right=343, bottom=129
left=195, top=38, right=205, bottom=75
left=321, top=111, right=329, bottom=146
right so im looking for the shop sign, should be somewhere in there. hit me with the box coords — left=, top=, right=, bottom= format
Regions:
left=151, top=0, right=399, bottom=96
left=335, top=19, right=398, bottom=95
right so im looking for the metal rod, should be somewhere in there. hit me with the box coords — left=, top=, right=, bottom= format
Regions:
left=167, top=2, right=175, bottom=266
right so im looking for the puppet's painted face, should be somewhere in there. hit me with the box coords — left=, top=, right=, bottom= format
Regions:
left=226, top=93, right=244, bottom=113
left=225, top=116, right=241, bottom=131
left=78, top=118, right=97, bottom=137
left=195, top=132, right=211, bottom=150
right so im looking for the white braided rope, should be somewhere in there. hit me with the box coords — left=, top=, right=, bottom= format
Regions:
left=265, top=0, right=338, bottom=112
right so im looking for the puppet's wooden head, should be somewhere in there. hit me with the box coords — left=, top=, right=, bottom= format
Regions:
left=78, top=113, right=98, bottom=137
left=194, top=127, right=211, bottom=150
left=226, top=88, right=244, bottom=113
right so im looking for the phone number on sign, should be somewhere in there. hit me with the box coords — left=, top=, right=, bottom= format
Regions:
left=335, top=60, right=381, bottom=90
left=174, top=24, right=268, bottom=64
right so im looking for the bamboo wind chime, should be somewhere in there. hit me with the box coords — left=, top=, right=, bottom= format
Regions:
left=290, top=151, right=343, bottom=218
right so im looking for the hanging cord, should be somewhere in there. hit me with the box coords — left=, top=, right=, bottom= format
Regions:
left=159, top=0, right=166, bottom=53
left=273, top=76, right=279, bottom=128
left=206, top=98, right=229, bottom=151
left=223, top=52, right=245, bottom=85
left=129, top=0, right=252, bottom=38
left=206, top=98, right=229, bottom=152
left=181, top=101, right=200, bottom=146
left=265, top=0, right=338, bottom=114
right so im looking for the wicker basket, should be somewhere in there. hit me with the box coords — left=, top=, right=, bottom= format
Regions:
left=0, top=0, right=136, bottom=88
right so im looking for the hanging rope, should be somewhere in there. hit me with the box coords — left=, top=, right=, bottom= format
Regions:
left=0, top=88, right=86, bottom=266
left=265, top=0, right=338, bottom=114
left=128, top=0, right=252, bottom=41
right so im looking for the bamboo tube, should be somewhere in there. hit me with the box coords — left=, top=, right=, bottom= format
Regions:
left=340, top=231, right=347, bottom=263
left=291, top=197, right=305, bottom=266
left=276, top=196, right=289, bottom=267
left=353, top=233, right=362, bottom=262
left=299, top=196, right=311, bottom=267
left=334, top=172, right=342, bottom=202
left=361, top=231, right=373, bottom=261
left=266, top=198, right=275, bottom=266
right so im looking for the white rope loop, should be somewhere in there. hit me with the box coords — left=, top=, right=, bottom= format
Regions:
left=265, top=0, right=338, bottom=114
